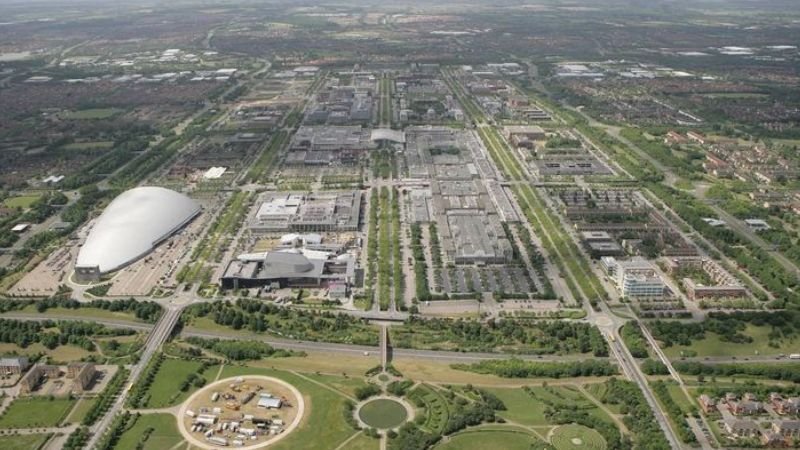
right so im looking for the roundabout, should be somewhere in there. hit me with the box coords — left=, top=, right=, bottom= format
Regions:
left=177, top=375, right=305, bottom=450
left=354, top=395, right=415, bottom=432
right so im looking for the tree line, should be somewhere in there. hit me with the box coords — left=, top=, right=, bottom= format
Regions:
left=452, top=358, right=617, bottom=379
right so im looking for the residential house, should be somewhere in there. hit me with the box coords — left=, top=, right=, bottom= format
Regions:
left=776, top=398, right=800, bottom=416
left=761, top=431, right=786, bottom=448
left=773, top=421, right=800, bottom=439
left=698, top=395, right=717, bottom=414
left=729, top=400, right=763, bottom=416
left=0, top=357, right=30, bottom=376
left=724, top=418, right=760, bottom=438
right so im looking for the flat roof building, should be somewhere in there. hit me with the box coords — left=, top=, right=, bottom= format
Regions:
left=250, top=191, right=362, bottom=232
left=606, top=257, right=667, bottom=298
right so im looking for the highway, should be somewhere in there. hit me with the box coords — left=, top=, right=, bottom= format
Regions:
left=84, top=305, right=183, bottom=450
left=607, top=329, right=683, bottom=450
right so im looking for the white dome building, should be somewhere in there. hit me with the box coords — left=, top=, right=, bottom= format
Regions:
left=75, top=186, right=200, bottom=281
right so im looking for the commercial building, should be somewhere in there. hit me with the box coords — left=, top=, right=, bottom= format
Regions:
left=75, top=187, right=200, bottom=281
left=602, top=257, right=666, bottom=298
left=503, top=125, right=546, bottom=147
left=221, top=249, right=355, bottom=291
left=445, top=212, right=513, bottom=264
left=249, top=191, right=362, bottom=233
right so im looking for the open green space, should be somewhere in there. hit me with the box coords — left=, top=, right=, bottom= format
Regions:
left=114, top=413, right=182, bottom=450
left=346, top=432, right=380, bottom=450
left=305, top=372, right=369, bottom=398
left=551, top=424, right=607, bottom=450
left=143, top=358, right=205, bottom=408
left=358, top=398, right=408, bottom=429
left=435, top=430, right=537, bottom=450
left=182, top=299, right=379, bottom=346
left=65, top=396, right=98, bottom=424
left=483, top=387, right=548, bottom=426
left=0, top=342, right=94, bottom=362
left=3, top=195, right=41, bottom=209
left=662, top=324, right=798, bottom=357
left=0, top=434, right=51, bottom=450
left=60, top=108, right=123, bottom=120
left=62, top=141, right=115, bottom=151
left=0, top=397, right=76, bottom=429
left=407, top=384, right=450, bottom=434
left=18, top=304, right=145, bottom=323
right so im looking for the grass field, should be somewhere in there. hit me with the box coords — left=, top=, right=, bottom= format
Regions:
left=551, top=424, right=607, bottom=450
left=358, top=398, right=407, bottom=429
left=0, top=434, right=51, bottom=450
left=345, top=432, right=380, bottom=450
left=3, top=195, right=41, bottom=209
left=143, top=358, right=205, bottom=408
left=114, top=413, right=182, bottom=450
left=61, top=108, right=123, bottom=120
left=666, top=383, right=695, bottom=414
left=304, top=373, right=369, bottom=398
left=0, top=342, right=93, bottom=362
left=220, top=365, right=355, bottom=450
left=19, top=304, right=145, bottom=322
left=62, top=141, right=115, bottom=151
left=484, top=387, right=549, bottom=426
left=65, top=396, right=97, bottom=423
left=436, top=430, right=537, bottom=450
left=662, top=324, right=798, bottom=357
left=0, top=397, right=76, bottom=428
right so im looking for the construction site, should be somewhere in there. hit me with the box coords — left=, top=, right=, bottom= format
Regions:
left=179, top=376, right=303, bottom=449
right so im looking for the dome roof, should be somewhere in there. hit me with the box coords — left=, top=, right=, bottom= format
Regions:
left=263, top=251, right=315, bottom=274
left=76, top=187, right=200, bottom=274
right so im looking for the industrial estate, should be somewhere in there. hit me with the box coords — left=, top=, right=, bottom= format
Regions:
left=0, top=0, right=799, bottom=449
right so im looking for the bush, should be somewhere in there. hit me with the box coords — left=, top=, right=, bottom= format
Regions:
left=355, top=384, right=382, bottom=401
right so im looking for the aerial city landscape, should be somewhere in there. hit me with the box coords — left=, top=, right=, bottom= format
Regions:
left=0, top=0, right=799, bottom=449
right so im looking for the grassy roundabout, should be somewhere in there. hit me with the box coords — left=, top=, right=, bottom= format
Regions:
left=358, top=398, right=408, bottom=429
left=436, top=430, right=536, bottom=450
left=551, top=424, right=607, bottom=450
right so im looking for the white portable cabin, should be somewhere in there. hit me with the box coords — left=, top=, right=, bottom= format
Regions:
left=207, top=436, right=228, bottom=446
left=197, top=415, right=218, bottom=426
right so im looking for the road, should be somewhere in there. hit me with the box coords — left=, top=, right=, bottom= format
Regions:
left=607, top=329, right=683, bottom=450
left=638, top=320, right=717, bottom=449
left=703, top=200, right=800, bottom=278
left=570, top=103, right=800, bottom=291
left=84, top=305, right=184, bottom=450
